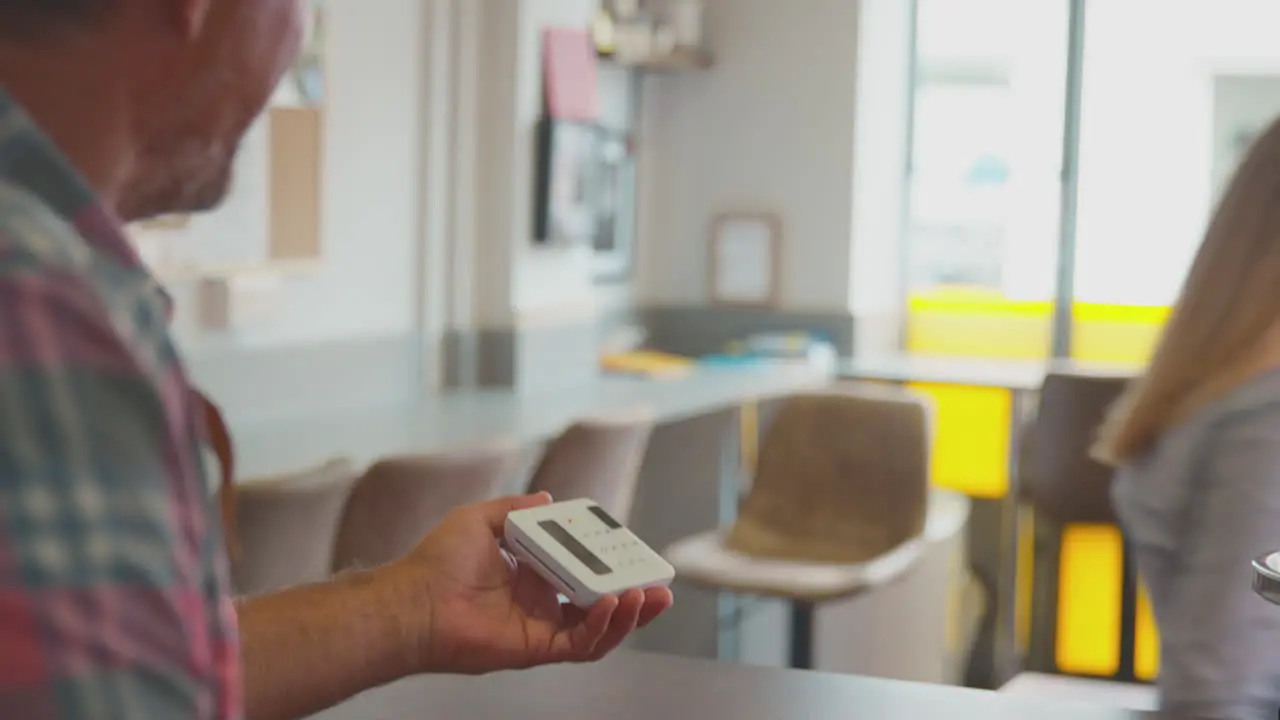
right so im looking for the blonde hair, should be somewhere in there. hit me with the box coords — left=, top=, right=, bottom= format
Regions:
left=1094, top=115, right=1280, bottom=466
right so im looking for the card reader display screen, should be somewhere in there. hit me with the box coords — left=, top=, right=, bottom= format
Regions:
left=587, top=504, right=622, bottom=529
left=538, top=520, right=612, bottom=576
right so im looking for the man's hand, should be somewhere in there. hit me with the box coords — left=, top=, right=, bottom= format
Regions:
left=237, top=493, right=673, bottom=719
left=386, top=492, right=674, bottom=675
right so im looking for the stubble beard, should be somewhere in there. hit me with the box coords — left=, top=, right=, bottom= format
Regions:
left=117, top=135, right=236, bottom=224
left=117, top=56, right=243, bottom=224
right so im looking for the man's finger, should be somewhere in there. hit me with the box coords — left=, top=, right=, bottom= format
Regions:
left=637, top=586, right=673, bottom=628
left=587, top=589, right=643, bottom=661
left=567, top=594, right=616, bottom=659
left=474, top=492, right=553, bottom=536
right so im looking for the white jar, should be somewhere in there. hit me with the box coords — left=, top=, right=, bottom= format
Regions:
left=613, top=0, right=641, bottom=21
left=666, top=0, right=703, bottom=47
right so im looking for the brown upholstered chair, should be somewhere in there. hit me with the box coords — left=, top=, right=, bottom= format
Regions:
left=1000, top=371, right=1156, bottom=710
left=1021, top=371, right=1128, bottom=527
left=527, top=408, right=655, bottom=524
left=667, top=384, right=951, bottom=669
left=230, top=458, right=358, bottom=596
left=331, top=442, right=521, bottom=572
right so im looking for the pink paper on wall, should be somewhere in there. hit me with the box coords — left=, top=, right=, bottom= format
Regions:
left=542, top=27, right=599, bottom=121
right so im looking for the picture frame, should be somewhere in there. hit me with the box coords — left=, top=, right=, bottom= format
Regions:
left=708, top=212, right=782, bottom=306
left=591, top=127, right=636, bottom=283
left=533, top=116, right=601, bottom=246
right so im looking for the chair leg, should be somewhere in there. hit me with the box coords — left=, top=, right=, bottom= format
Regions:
left=789, top=601, right=815, bottom=670
left=1116, top=538, right=1139, bottom=683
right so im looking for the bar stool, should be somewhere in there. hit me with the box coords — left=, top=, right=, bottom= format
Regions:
left=230, top=458, right=358, bottom=595
left=331, top=441, right=521, bottom=571
left=665, top=384, right=933, bottom=669
left=527, top=408, right=655, bottom=523
left=999, top=371, right=1157, bottom=710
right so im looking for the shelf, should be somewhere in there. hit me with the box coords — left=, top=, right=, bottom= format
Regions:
left=600, top=47, right=712, bottom=73
left=136, top=215, right=191, bottom=231
left=150, top=258, right=324, bottom=282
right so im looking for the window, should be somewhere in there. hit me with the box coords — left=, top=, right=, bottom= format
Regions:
left=906, top=0, right=1280, bottom=363
left=1070, top=0, right=1280, bottom=362
left=901, top=0, right=1280, bottom=684
left=905, top=0, right=1069, bottom=359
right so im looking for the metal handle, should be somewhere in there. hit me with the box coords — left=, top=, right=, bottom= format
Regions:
left=1252, top=553, right=1280, bottom=606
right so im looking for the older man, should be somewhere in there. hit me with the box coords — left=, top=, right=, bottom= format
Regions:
left=0, top=2, right=671, bottom=719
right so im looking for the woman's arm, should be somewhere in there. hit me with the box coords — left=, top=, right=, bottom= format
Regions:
left=1159, top=408, right=1280, bottom=719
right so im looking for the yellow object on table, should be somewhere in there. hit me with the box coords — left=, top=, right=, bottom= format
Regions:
left=600, top=350, right=694, bottom=379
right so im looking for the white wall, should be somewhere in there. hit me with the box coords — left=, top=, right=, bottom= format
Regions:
left=511, top=0, right=607, bottom=320
left=156, top=0, right=913, bottom=366
left=456, top=0, right=645, bottom=330
left=159, top=0, right=427, bottom=351
left=639, top=0, right=860, bottom=310
left=849, top=0, right=915, bottom=324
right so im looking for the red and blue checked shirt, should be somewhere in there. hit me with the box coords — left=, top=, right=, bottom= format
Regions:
left=0, top=92, right=241, bottom=717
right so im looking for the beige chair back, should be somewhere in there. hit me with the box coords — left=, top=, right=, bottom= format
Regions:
left=726, top=385, right=931, bottom=563
left=231, top=458, right=358, bottom=595
left=527, top=409, right=655, bottom=524
left=331, top=442, right=520, bottom=571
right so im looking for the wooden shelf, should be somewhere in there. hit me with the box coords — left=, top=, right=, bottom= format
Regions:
left=600, top=47, right=712, bottom=73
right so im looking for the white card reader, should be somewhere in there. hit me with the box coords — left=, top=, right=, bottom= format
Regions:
left=504, top=498, right=675, bottom=608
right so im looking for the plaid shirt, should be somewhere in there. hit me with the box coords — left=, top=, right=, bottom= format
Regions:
left=0, top=93, right=241, bottom=717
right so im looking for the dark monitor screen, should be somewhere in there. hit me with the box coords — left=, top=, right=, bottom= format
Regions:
left=538, top=519, right=612, bottom=576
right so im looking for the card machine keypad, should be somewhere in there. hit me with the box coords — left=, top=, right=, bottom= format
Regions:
left=504, top=498, right=675, bottom=607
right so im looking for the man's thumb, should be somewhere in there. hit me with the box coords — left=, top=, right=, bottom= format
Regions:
left=478, top=492, right=553, bottom=536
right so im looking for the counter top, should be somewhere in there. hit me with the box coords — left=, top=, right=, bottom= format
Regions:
left=840, top=354, right=1140, bottom=391
left=232, top=363, right=829, bottom=479
left=306, top=651, right=1176, bottom=720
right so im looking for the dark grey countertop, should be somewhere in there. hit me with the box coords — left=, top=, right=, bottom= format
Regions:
left=306, top=651, right=1177, bottom=719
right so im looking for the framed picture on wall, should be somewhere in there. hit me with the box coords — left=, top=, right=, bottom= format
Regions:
left=591, top=127, right=636, bottom=282
left=708, top=212, right=782, bottom=306
left=533, top=116, right=601, bottom=245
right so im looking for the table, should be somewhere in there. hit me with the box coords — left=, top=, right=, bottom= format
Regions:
left=841, top=355, right=1138, bottom=391
left=231, top=363, right=829, bottom=480
left=839, top=355, right=1140, bottom=686
left=306, top=651, right=1177, bottom=719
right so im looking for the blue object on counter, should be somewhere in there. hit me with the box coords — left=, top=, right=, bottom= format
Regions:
left=698, top=354, right=769, bottom=367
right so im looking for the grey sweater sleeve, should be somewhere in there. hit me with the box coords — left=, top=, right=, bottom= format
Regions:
left=1155, top=407, right=1280, bottom=719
